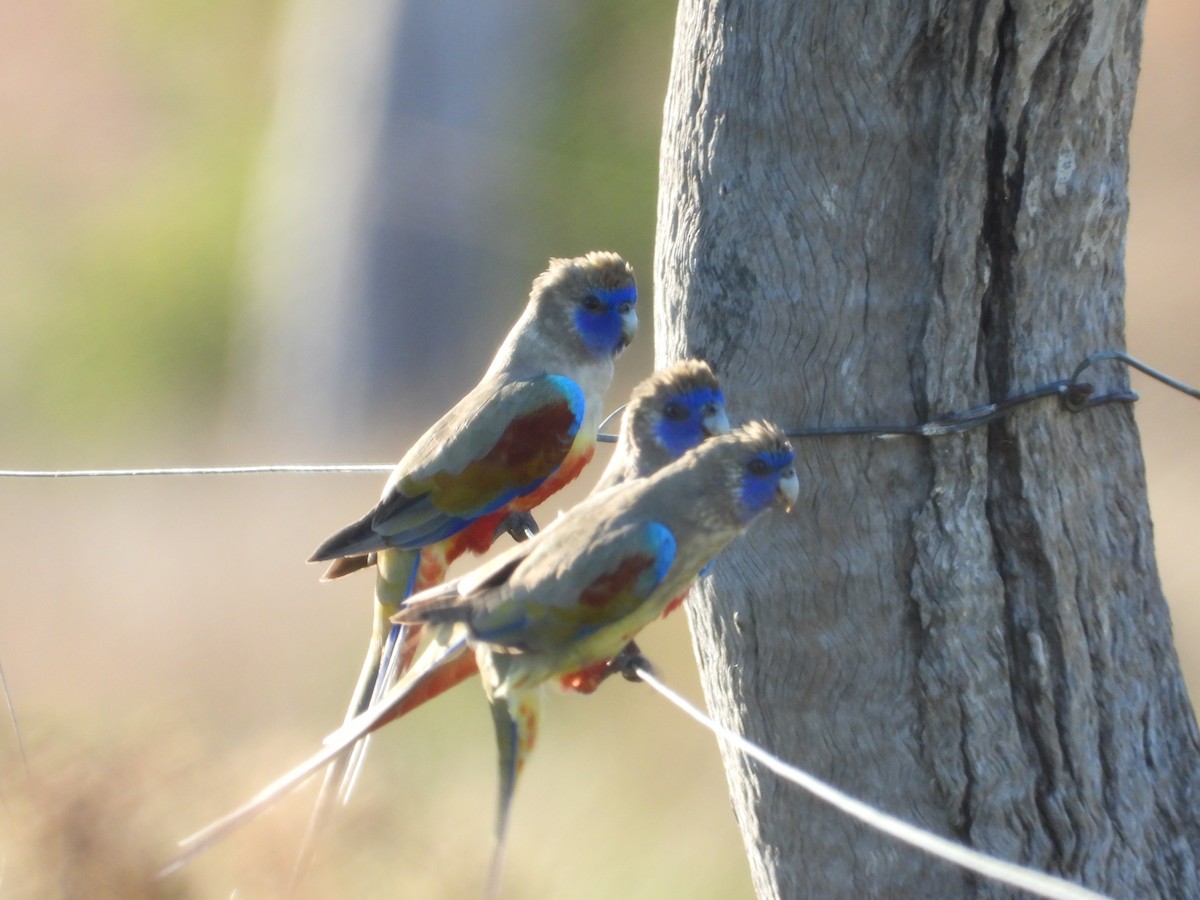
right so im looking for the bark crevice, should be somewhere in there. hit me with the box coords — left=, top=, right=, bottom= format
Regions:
left=657, top=1, right=1197, bottom=895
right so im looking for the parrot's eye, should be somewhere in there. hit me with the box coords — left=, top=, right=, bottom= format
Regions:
left=663, top=401, right=688, bottom=421
left=746, top=458, right=771, bottom=476
left=581, top=294, right=605, bottom=313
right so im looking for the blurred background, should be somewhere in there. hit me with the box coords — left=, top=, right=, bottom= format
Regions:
left=0, top=2, right=1195, bottom=897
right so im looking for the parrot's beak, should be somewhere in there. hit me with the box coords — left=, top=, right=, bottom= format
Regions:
left=617, top=307, right=638, bottom=354
left=776, top=469, right=799, bottom=513
left=703, top=405, right=732, bottom=437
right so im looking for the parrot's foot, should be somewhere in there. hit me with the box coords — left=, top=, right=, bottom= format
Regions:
left=609, top=641, right=655, bottom=683
left=557, top=642, right=656, bottom=694
left=496, top=510, right=540, bottom=543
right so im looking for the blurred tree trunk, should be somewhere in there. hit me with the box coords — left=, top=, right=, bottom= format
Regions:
left=232, top=0, right=570, bottom=444
left=656, top=1, right=1199, bottom=896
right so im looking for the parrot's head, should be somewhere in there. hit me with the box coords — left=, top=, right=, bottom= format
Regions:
left=697, top=421, right=799, bottom=524
left=530, top=251, right=637, bottom=360
left=623, top=359, right=730, bottom=472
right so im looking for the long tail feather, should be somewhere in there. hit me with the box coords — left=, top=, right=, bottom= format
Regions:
left=483, top=686, right=539, bottom=900
left=331, top=548, right=435, bottom=806
left=160, top=636, right=469, bottom=879
left=335, top=732, right=371, bottom=808
left=287, top=624, right=386, bottom=889
left=484, top=824, right=511, bottom=900
left=334, top=622, right=400, bottom=803
left=380, top=650, right=479, bottom=722
left=0, top=654, right=29, bottom=781
left=336, top=621, right=421, bottom=803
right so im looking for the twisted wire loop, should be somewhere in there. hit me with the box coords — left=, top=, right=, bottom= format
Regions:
left=1068, top=350, right=1200, bottom=405
left=2, top=351, right=1188, bottom=477
left=783, top=351, right=1157, bottom=442
left=0, top=348, right=1188, bottom=897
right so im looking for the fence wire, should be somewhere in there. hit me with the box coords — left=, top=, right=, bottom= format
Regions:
left=635, top=666, right=1108, bottom=900
left=1, top=349, right=1195, bottom=895
left=2, top=351, right=1190, bottom=479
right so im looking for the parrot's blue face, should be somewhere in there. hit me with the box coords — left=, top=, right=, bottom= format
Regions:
left=654, top=386, right=729, bottom=459
left=573, top=283, right=638, bottom=357
left=737, top=445, right=798, bottom=520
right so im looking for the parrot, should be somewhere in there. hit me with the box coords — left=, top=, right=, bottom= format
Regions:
left=162, top=421, right=799, bottom=896
left=558, top=357, right=729, bottom=693
left=298, top=252, right=637, bottom=871
left=356, top=358, right=733, bottom=721
left=592, top=359, right=729, bottom=493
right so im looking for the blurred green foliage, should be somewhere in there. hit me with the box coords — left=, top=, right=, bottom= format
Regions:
left=1, top=0, right=275, bottom=446
left=515, top=3, right=676, bottom=271
left=1, top=1, right=678, bottom=453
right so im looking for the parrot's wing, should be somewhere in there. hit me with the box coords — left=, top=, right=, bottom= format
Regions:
left=389, top=537, right=535, bottom=625
left=310, top=375, right=585, bottom=560
left=407, top=518, right=677, bottom=653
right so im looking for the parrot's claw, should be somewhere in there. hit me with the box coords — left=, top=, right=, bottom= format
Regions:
left=497, top=510, right=540, bottom=543
left=609, top=642, right=655, bottom=683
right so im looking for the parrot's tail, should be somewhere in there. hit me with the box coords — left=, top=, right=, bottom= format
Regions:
left=325, top=548, right=432, bottom=826
left=288, top=619, right=415, bottom=889
left=336, top=621, right=421, bottom=803
left=159, top=636, right=470, bottom=880
left=482, top=684, right=541, bottom=900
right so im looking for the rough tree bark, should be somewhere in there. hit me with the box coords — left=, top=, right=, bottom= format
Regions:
left=655, top=1, right=1199, bottom=897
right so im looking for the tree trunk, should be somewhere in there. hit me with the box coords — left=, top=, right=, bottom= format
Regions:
left=655, top=1, right=1200, bottom=897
